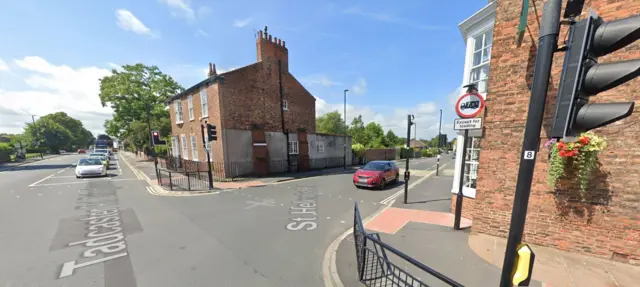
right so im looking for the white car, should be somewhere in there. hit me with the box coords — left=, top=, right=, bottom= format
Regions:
left=75, top=157, right=107, bottom=178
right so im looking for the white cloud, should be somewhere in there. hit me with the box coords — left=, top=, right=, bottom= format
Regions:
left=300, top=74, right=343, bottom=87
left=160, top=0, right=195, bottom=20
left=115, top=9, right=158, bottom=38
left=0, top=56, right=113, bottom=136
left=342, top=6, right=448, bottom=31
left=233, top=17, right=252, bottom=28
left=195, top=29, right=209, bottom=37
left=447, top=85, right=464, bottom=112
left=351, top=77, right=367, bottom=95
left=107, top=62, right=123, bottom=71
left=0, top=58, right=9, bottom=71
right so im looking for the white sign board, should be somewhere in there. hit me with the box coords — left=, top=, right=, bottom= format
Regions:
left=454, top=118, right=483, bottom=130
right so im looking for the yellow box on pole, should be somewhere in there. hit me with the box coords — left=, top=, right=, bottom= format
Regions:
left=512, top=244, right=535, bottom=286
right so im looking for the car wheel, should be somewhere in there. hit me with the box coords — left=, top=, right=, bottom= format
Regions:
left=379, top=179, right=386, bottom=190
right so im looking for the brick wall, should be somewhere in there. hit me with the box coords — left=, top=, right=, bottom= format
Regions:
left=364, top=148, right=396, bottom=162
left=169, top=82, right=225, bottom=172
left=461, top=0, right=640, bottom=264
left=218, top=32, right=316, bottom=133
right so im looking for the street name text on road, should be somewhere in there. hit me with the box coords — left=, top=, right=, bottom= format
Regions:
left=454, top=118, right=483, bottom=130
left=286, top=186, right=318, bottom=231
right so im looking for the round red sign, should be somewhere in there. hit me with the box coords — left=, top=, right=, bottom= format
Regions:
left=455, top=93, right=485, bottom=118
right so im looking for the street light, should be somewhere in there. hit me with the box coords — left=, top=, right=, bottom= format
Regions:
left=437, top=109, right=442, bottom=176
left=344, top=89, right=349, bottom=170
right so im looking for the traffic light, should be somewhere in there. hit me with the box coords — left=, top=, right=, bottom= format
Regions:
left=438, top=134, right=448, bottom=147
left=550, top=11, right=640, bottom=139
left=151, top=131, right=160, bottom=146
left=207, top=123, right=217, bottom=141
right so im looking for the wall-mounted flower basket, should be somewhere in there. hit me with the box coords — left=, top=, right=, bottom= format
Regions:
left=546, top=132, right=607, bottom=193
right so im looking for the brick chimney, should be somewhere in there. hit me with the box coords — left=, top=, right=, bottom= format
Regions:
left=256, top=26, right=289, bottom=71
left=208, top=63, right=217, bottom=77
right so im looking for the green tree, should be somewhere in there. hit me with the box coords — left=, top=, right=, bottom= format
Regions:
left=348, top=115, right=369, bottom=145
left=316, top=111, right=347, bottom=135
left=25, top=118, right=73, bottom=153
left=39, top=112, right=93, bottom=149
left=364, top=122, right=385, bottom=148
left=385, top=130, right=400, bottom=147
left=99, top=63, right=183, bottom=148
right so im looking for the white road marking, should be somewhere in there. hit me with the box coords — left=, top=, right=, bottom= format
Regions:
left=28, top=173, right=57, bottom=187
left=31, top=178, right=141, bottom=187
left=379, top=163, right=450, bottom=205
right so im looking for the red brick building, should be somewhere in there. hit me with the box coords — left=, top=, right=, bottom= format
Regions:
left=453, top=0, right=640, bottom=265
left=167, top=27, right=317, bottom=176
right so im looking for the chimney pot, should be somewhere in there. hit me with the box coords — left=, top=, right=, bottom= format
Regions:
left=274, top=37, right=278, bottom=44
left=268, top=35, right=272, bottom=42
left=277, top=39, right=281, bottom=46
left=258, top=30, right=263, bottom=39
left=282, top=41, right=286, bottom=48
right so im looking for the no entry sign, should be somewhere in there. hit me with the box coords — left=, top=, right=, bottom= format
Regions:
left=455, top=92, right=485, bottom=118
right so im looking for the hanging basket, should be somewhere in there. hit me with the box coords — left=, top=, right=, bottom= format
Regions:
left=545, top=132, right=607, bottom=193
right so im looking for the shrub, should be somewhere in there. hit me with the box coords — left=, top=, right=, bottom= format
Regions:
left=0, top=142, right=14, bottom=153
left=154, top=145, right=169, bottom=158
left=352, top=143, right=366, bottom=157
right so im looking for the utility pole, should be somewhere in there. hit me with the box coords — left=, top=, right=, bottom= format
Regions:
left=146, top=104, right=159, bottom=178
left=344, top=89, right=349, bottom=170
left=403, top=114, right=414, bottom=204
left=437, top=109, right=442, bottom=176
left=31, top=115, right=43, bottom=159
left=499, top=0, right=561, bottom=286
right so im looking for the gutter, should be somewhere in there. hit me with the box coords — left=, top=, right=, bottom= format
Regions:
left=278, top=59, right=291, bottom=172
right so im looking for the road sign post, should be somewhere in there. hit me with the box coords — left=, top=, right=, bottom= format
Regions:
left=453, top=88, right=485, bottom=230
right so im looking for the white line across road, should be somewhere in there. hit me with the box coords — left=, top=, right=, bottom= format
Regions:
left=28, top=173, right=57, bottom=187
left=33, top=178, right=141, bottom=187
left=379, top=163, right=449, bottom=205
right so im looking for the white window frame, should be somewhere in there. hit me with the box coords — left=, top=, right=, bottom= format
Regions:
left=316, top=141, right=325, bottom=153
left=171, top=136, right=179, bottom=157
left=174, top=100, right=184, bottom=124
left=463, top=137, right=480, bottom=189
left=282, top=100, right=288, bottom=111
left=187, top=95, right=194, bottom=121
left=468, top=28, right=493, bottom=94
left=180, top=135, right=188, bottom=159
left=288, top=141, right=299, bottom=155
left=200, top=89, right=208, bottom=118
left=190, top=135, right=198, bottom=161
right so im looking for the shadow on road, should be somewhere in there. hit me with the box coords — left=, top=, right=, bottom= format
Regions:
left=0, top=164, right=74, bottom=172
left=407, top=198, right=451, bottom=204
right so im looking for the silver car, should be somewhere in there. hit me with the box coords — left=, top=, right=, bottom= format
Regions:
left=75, top=158, right=107, bottom=178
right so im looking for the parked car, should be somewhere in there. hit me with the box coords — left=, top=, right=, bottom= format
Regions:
left=75, top=157, right=107, bottom=178
left=77, top=149, right=86, bottom=154
left=93, top=149, right=111, bottom=158
left=88, top=153, right=110, bottom=169
left=353, top=160, right=400, bottom=189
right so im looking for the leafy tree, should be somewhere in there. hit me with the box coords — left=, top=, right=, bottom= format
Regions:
left=385, top=130, right=403, bottom=147
left=364, top=122, right=385, bottom=148
left=24, top=118, right=73, bottom=153
left=316, top=111, right=347, bottom=135
left=39, top=112, right=93, bottom=149
left=348, top=115, right=368, bottom=145
left=99, top=63, right=183, bottom=148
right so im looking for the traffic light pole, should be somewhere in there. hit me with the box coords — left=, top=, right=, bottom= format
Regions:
left=437, top=109, right=442, bottom=176
left=201, top=123, right=214, bottom=190
left=146, top=104, right=159, bottom=179
left=403, top=114, right=413, bottom=204
left=499, top=0, right=561, bottom=286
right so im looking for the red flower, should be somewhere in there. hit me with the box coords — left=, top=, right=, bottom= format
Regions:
left=579, top=136, right=590, bottom=145
left=557, top=142, right=566, bottom=150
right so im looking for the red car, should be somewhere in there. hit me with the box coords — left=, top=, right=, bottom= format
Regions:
left=353, top=160, right=400, bottom=189
left=77, top=149, right=86, bottom=154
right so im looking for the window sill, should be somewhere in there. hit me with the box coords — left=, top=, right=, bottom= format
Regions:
left=200, top=116, right=209, bottom=121
left=189, top=118, right=195, bottom=122
left=176, top=121, right=184, bottom=125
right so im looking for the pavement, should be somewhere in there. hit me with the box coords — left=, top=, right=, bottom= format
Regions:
left=332, top=160, right=640, bottom=287
left=0, top=153, right=65, bottom=171
left=0, top=151, right=450, bottom=287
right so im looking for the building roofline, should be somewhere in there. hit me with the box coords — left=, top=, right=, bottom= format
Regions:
left=166, top=62, right=263, bottom=104
left=458, top=1, right=496, bottom=41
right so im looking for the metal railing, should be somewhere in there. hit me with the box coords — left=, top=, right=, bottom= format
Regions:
left=157, top=169, right=211, bottom=191
left=353, top=203, right=463, bottom=287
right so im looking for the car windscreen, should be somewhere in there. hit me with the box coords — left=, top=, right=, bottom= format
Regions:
left=362, top=162, right=387, bottom=171
left=88, top=153, right=103, bottom=158
left=94, top=150, right=108, bottom=154
left=78, top=158, right=103, bottom=166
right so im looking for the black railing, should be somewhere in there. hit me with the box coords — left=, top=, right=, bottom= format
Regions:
left=309, top=157, right=344, bottom=169
left=157, top=169, right=211, bottom=191
left=353, top=203, right=463, bottom=287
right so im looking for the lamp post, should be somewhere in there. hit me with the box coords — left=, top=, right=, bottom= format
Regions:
left=343, top=89, right=349, bottom=170
left=437, top=109, right=442, bottom=176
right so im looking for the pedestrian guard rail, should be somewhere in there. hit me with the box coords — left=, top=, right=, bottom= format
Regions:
left=353, top=202, right=463, bottom=287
